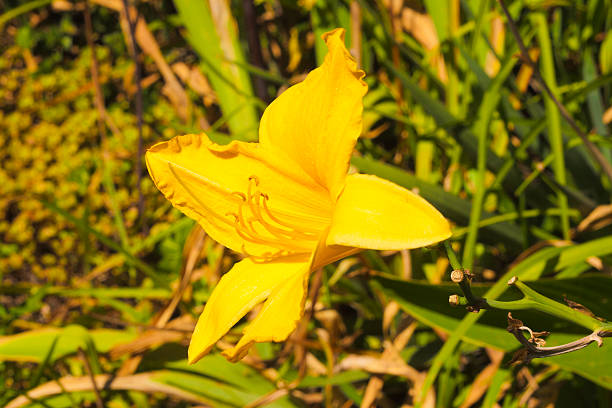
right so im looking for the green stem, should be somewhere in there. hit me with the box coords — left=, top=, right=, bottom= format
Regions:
left=0, top=0, right=52, bottom=29
left=490, top=120, right=547, bottom=190
left=514, top=154, right=555, bottom=197
left=446, top=0, right=460, bottom=116
left=512, top=279, right=602, bottom=331
left=532, top=12, right=570, bottom=240
left=99, top=159, right=130, bottom=250
left=452, top=208, right=580, bottom=238
left=453, top=278, right=604, bottom=331
left=444, top=241, right=463, bottom=271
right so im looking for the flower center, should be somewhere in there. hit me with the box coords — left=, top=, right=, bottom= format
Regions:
left=226, top=176, right=321, bottom=257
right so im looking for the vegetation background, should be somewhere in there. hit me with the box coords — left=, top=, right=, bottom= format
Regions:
left=1, top=0, right=612, bottom=406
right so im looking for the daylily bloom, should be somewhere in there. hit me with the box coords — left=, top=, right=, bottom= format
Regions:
left=146, top=29, right=451, bottom=364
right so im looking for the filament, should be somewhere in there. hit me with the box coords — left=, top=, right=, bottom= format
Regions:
left=226, top=175, right=321, bottom=256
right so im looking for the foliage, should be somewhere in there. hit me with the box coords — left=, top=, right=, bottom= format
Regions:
left=1, top=0, right=611, bottom=407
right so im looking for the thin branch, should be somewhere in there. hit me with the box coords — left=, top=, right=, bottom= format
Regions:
left=121, top=0, right=145, bottom=233
left=83, top=1, right=123, bottom=141
left=450, top=269, right=485, bottom=312
left=497, top=0, right=612, bottom=185
left=83, top=0, right=105, bottom=143
left=242, top=0, right=267, bottom=102
left=507, top=313, right=606, bottom=363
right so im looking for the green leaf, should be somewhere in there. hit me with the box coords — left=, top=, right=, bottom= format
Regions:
left=141, top=346, right=296, bottom=407
left=173, top=0, right=259, bottom=141
left=165, top=354, right=278, bottom=396
left=423, top=0, right=449, bottom=42
left=0, top=326, right=136, bottom=363
left=600, top=30, right=612, bottom=75
left=152, top=368, right=297, bottom=408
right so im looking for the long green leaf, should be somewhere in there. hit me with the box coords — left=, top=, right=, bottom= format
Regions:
left=533, top=12, right=569, bottom=239
left=0, top=326, right=136, bottom=363
left=173, top=0, right=259, bottom=141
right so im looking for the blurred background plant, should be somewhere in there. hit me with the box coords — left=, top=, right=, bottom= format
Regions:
left=1, top=0, right=611, bottom=407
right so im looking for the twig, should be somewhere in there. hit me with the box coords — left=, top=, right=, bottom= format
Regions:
left=120, top=0, right=145, bottom=233
left=497, top=0, right=612, bottom=185
left=242, top=0, right=267, bottom=102
left=83, top=0, right=105, bottom=143
left=507, top=313, right=609, bottom=363
left=295, top=268, right=324, bottom=380
left=450, top=269, right=485, bottom=312
left=83, top=1, right=123, bottom=142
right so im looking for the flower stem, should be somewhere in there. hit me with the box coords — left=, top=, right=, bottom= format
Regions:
left=452, top=276, right=605, bottom=332
left=443, top=241, right=462, bottom=271
left=510, top=278, right=602, bottom=331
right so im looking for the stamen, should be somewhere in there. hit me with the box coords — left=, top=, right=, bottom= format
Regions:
left=225, top=175, right=321, bottom=256
left=250, top=192, right=316, bottom=240
left=248, top=175, right=259, bottom=186
left=261, top=193, right=320, bottom=234
left=231, top=191, right=247, bottom=202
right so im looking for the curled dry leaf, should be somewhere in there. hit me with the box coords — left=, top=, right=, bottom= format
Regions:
left=603, top=105, right=612, bottom=125
left=485, top=14, right=505, bottom=77
left=516, top=48, right=541, bottom=93
left=563, top=296, right=606, bottom=322
left=459, top=349, right=505, bottom=408
left=109, top=315, right=195, bottom=359
left=401, top=7, right=447, bottom=83
left=576, top=204, right=612, bottom=234
left=337, top=354, right=421, bottom=380
left=172, top=62, right=216, bottom=106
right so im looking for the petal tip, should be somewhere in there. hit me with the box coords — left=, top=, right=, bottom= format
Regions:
left=321, top=27, right=346, bottom=42
left=187, top=342, right=213, bottom=365
left=221, top=341, right=253, bottom=362
left=321, top=28, right=367, bottom=85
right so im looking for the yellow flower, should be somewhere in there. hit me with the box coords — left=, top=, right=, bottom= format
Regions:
left=146, top=29, right=451, bottom=364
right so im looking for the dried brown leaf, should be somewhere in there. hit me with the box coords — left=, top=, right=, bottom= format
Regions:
left=563, top=296, right=606, bottom=321
left=485, top=14, right=505, bottom=77
left=91, top=0, right=190, bottom=120
left=576, top=204, right=612, bottom=234
left=603, top=106, right=612, bottom=125
left=516, top=48, right=540, bottom=93
left=401, top=7, right=447, bottom=82
left=459, top=349, right=504, bottom=408
left=5, top=372, right=208, bottom=408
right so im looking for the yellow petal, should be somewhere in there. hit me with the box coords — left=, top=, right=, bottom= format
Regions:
left=146, top=134, right=332, bottom=257
left=222, top=268, right=309, bottom=362
left=327, top=174, right=451, bottom=250
left=259, top=28, right=367, bottom=198
left=188, top=255, right=310, bottom=364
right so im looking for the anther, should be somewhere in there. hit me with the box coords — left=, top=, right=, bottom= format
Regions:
left=231, top=192, right=247, bottom=201
left=225, top=212, right=239, bottom=222
left=248, top=175, right=259, bottom=186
